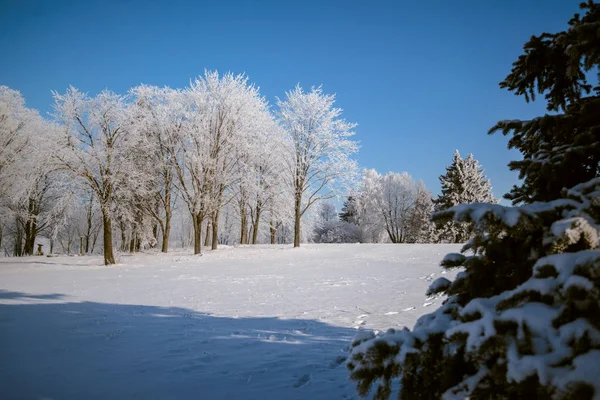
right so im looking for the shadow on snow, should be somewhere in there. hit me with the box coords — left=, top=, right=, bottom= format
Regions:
left=0, top=290, right=357, bottom=400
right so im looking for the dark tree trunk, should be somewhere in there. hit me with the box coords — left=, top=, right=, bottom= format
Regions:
left=294, top=194, right=302, bottom=248
left=152, top=223, right=158, bottom=247
left=85, top=195, right=93, bottom=253
left=161, top=220, right=170, bottom=253
left=119, top=221, right=127, bottom=252
left=240, top=206, right=248, bottom=245
left=204, top=221, right=211, bottom=248
left=161, top=201, right=172, bottom=253
left=23, top=220, right=36, bottom=255
left=23, top=198, right=38, bottom=255
left=211, top=211, right=219, bottom=250
left=270, top=220, right=277, bottom=245
left=102, top=211, right=116, bottom=265
left=192, top=212, right=203, bottom=255
left=13, top=217, right=23, bottom=256
left=129, top=233, right=135, bottom=253
left=251, top=205, right=261, bottom=245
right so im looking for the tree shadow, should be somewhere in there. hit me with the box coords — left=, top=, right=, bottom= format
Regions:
left=0, top=291, right=358, bottom=400
left=0, top=290, right=65, bottom=300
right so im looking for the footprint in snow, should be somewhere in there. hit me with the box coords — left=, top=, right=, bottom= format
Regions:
left=329, top=355, right=347, bottom=369
left=293, top=374, right=311, bottom=388
left=419, top=273, right=436, bottom=281
left=353, top=319, right=366, bottom=329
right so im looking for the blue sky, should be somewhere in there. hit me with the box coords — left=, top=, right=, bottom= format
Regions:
left=0, top=0, right=582, bottom=201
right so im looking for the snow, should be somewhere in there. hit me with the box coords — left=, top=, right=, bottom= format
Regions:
left=427, top=277, right=451, bottom=294
left=0, top=243, right=460, bottom=400
left=550, top=217, right=600, bottom=247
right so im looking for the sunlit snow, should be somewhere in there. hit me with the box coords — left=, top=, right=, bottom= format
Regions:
left=0, top=244, right=460, bottom=400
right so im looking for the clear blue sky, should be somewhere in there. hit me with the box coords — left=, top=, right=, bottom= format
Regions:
left=0, top=0, right=582, bottom=201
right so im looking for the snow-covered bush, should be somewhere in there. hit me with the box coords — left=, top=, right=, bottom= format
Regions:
left=313, top=220, right=361, bottom=243
left=348, top=2, right=600, bottom=399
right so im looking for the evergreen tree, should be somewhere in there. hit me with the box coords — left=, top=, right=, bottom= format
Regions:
left=434, top=150, right=496, bottom=243
left=406, top=182, right=436, bottom=243
left=339, top=195, right=359, bottom=224
left=348, top=2, right=600, bottom=399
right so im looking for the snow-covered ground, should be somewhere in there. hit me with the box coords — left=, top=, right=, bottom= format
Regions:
left=0, top=244, right=460, bottom=400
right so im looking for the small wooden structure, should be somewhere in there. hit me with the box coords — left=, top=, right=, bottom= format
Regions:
left=36, top=244, right=44, bottom=256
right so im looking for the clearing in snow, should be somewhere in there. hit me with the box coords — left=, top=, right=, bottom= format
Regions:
left=0, top=243, right=460, bottom=400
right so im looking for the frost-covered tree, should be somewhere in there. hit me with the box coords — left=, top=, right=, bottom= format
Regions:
left=356, top=169, right=434, bottom=244
left=318, top=201, right=338, bottom=223
left=352, top=171, right=386, bottom=243
left=277, top=85, right=358, bottom=247
left=312, top=220, right=361, bottom=243
left=405, top=181, right=435, bottom=243
left=175, top=71, right=273, bottom=253
left=0, top=87, right=72, bottom=256
left=313, top=200, right=361, bottom=243
left=233, top=113, right=288, bottom=245
left=4, top=132, right=73, bottom=256
left=128, top=85, right=183, bottom=252
left=434, top=150, right=496, bottom=243
left=0, top=86, right=31, bottom=196
left=53, top=87, right=131, bottom=265
left=348, top=3, right=600, bottom=399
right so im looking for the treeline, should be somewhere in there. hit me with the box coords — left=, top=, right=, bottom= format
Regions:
left=312, top=151, right=495, bottom=244
left=0, top=72, right=358, bottom=264
left=1, top=72, right=495, bottom=264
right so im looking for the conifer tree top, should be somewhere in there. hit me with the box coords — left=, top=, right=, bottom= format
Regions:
left=489, top=0, right=600, bottom=204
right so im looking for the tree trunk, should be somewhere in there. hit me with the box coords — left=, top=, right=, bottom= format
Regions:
left=91, top=231, right=98, bottom=254
left=270, top=220, right=277, bottom=245
left=23, top=197, right=38, bottom=255
left=192, top=212, right=203, bottom=255
left=294, top=194, right=301, bottom=248
left=161, top=220, right=170, bottom=253
left=23, top=219, right=35, bottom=255
left=85, top=194, right=93, bottom=253
left=240, top=206, right=248, bottom=245
left=152, top=223, right=158, bottom=247
left=119, top=221, right=127, bottom=252
left=13, top=217, right=23, bottom=256
left=102, top=211, right=116, bottom=265
left=161, top=202, right=172, bottom=253
left=204, top=221, right=211, bottom=248
left=211, top=211, right=219, bottom=250
left=251, top=205, right=261, bottom=245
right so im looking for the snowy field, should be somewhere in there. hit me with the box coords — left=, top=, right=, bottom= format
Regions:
left=0, top=244, right=460, bottom=400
